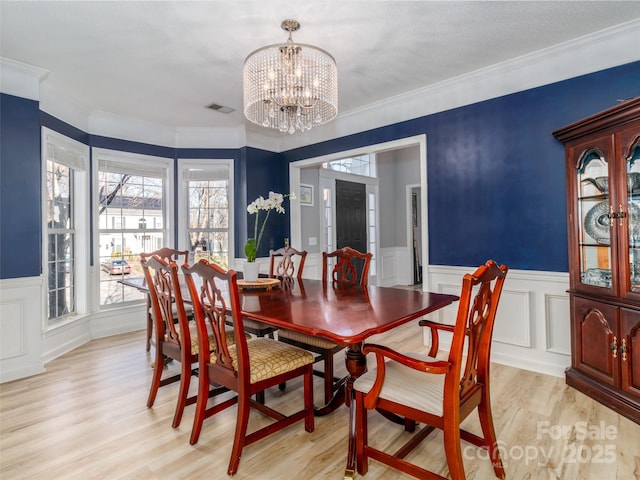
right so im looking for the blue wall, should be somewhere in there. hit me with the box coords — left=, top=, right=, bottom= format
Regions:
left=281, top=61, right=640, bottom=271
left=1, top=94, right=42, bottom=278
left=240, top=147, right=290, bottom=257
left=2, top=61, right=639, bottom=279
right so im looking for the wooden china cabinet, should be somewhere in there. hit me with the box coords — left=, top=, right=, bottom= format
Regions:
left=554, top=97, right=640, bottom=424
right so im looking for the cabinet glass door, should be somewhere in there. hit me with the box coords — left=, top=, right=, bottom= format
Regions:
left=627, top=139, right=640, bottom=293
left=577, top=149, right=612, bottom=289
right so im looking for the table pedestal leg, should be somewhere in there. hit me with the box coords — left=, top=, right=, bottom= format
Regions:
left=344, top=343, right=367, bottom=478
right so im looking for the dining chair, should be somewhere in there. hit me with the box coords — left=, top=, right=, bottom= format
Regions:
left=278, top=246, right=373, bottom=405
left=323, top=246, right=373, bottom=287
left=140, top=247, right=190, bottom=352
left=183, top=259, right=315, bottom=476
left=269, top=245, right=307, bottom=280
left=142, top=254, right=231, bottom=429
left=353, top=259, right=509, bottom=480
left=224, top=248, right=303, bottom=341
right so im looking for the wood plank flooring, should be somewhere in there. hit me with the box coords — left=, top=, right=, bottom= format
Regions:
left=1, top=323, right=639, bottom=479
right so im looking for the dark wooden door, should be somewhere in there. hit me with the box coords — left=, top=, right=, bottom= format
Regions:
left=336, top=180, right=367, bottom=282
left=336, top=180, right=367, bottom=251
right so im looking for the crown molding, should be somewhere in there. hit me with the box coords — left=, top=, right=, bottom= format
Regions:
left=0, top=57, right=49, bottom=101
left=39, top=82, right=92, bottom=132
left=175, top=127, right=246, bottom=149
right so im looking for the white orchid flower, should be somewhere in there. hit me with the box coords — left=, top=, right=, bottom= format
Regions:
left=246, top=191, right=292, bottom=262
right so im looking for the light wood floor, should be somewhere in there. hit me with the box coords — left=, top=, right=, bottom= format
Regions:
left=1, top=323, right=639, bottom=479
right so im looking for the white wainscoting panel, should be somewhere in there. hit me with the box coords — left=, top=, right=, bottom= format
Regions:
left=424, top=265, right=571, bottom=377
left=378, top=247, right=412, bottom=287
left=0, top=276, right=45, bottom=383
left=379, top=249, right=399, bottom=286
left=493, top=289, right=531, bottom=348
left=300, top=253, right=322, bottom=280
left=545, top=293, right=572, bottom=355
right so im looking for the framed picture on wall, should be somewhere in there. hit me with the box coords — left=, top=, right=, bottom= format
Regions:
left=300, top=184, right=314, bottom=206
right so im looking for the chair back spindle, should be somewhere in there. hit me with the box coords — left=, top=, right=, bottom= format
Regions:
left=183, top=260, right=242, bottom=377
left=142, top=255, right=189, bottom=350
left=269, top=246, right=307, bottom=280
left=443, top=260, right=507, bottom=400
left=139, top=247, right=190, bottom=351
left=322, top=246, right=372, bottom=287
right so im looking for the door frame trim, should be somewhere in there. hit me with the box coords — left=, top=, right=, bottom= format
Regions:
left=288, top=134, right=429, bottom=290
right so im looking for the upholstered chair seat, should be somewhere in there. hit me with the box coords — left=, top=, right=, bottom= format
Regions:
left=354, top=352, right=446, bottom=416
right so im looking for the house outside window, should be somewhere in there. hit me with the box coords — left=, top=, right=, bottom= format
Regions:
left=94, top=149, right=172, bottom=306
left=178, top=159, right=234, bottom=267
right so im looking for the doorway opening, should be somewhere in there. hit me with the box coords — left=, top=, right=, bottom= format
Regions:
left=289, top=135, right=428, bottom=290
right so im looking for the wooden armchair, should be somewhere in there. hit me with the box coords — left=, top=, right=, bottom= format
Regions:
left=278, top=246, right=373, bottom=405
left=183, top=259, right=315, bottom=476
left=354, top=259, right=508, bottom=480
left=142, top=255, right=229, bottom=428
left=140, top=247, right=189, bottom=352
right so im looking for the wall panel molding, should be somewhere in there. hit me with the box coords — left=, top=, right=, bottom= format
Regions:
left=426, top=264, right=570, bottom=377
left=0, top=276, right=45, bottom=383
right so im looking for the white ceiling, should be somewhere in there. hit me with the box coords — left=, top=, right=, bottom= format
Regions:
left=2, top=1, right=640, bottom=147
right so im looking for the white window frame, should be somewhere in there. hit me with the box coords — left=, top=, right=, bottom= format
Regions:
left=41, top=127, right=90, bottom=330
left=177, top=158, right=235, bottom=267
left=92, top=147, right=173, bottom=310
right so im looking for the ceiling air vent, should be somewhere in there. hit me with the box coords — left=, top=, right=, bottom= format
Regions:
left=206, top=102, right=235, bottom=114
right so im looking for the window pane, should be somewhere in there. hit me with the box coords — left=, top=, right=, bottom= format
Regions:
left=46, top=161, right=75, bottom=321
left=187, top=176, right=229, bottom=267
left=322, top=155, right=372, bottom=177
left=98, top=167, right=162, bottom=306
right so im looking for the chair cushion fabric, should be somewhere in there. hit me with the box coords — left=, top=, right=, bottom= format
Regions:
left=187, top=324, right=236, bottom=356
left=277, top=329, right=338, bottom=349
left=354, top=352, right=445, bottom=417
left=218, top=339, right=314, bottom=384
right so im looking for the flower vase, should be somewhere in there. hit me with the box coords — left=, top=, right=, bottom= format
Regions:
left=243, top=261, right=260, bottom=282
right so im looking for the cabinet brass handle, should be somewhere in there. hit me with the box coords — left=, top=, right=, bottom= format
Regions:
left=609, top=205, right=615, bottom=225
left=611, top=336, right=618, bottom=359
left=620, top=338, right=627, bottom=362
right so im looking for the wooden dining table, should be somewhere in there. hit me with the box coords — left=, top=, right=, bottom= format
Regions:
left=121, top=274, right=458, bottom=478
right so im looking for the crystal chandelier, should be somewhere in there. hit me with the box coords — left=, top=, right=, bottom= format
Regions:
left=243, top=19, right=338, bottom=134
